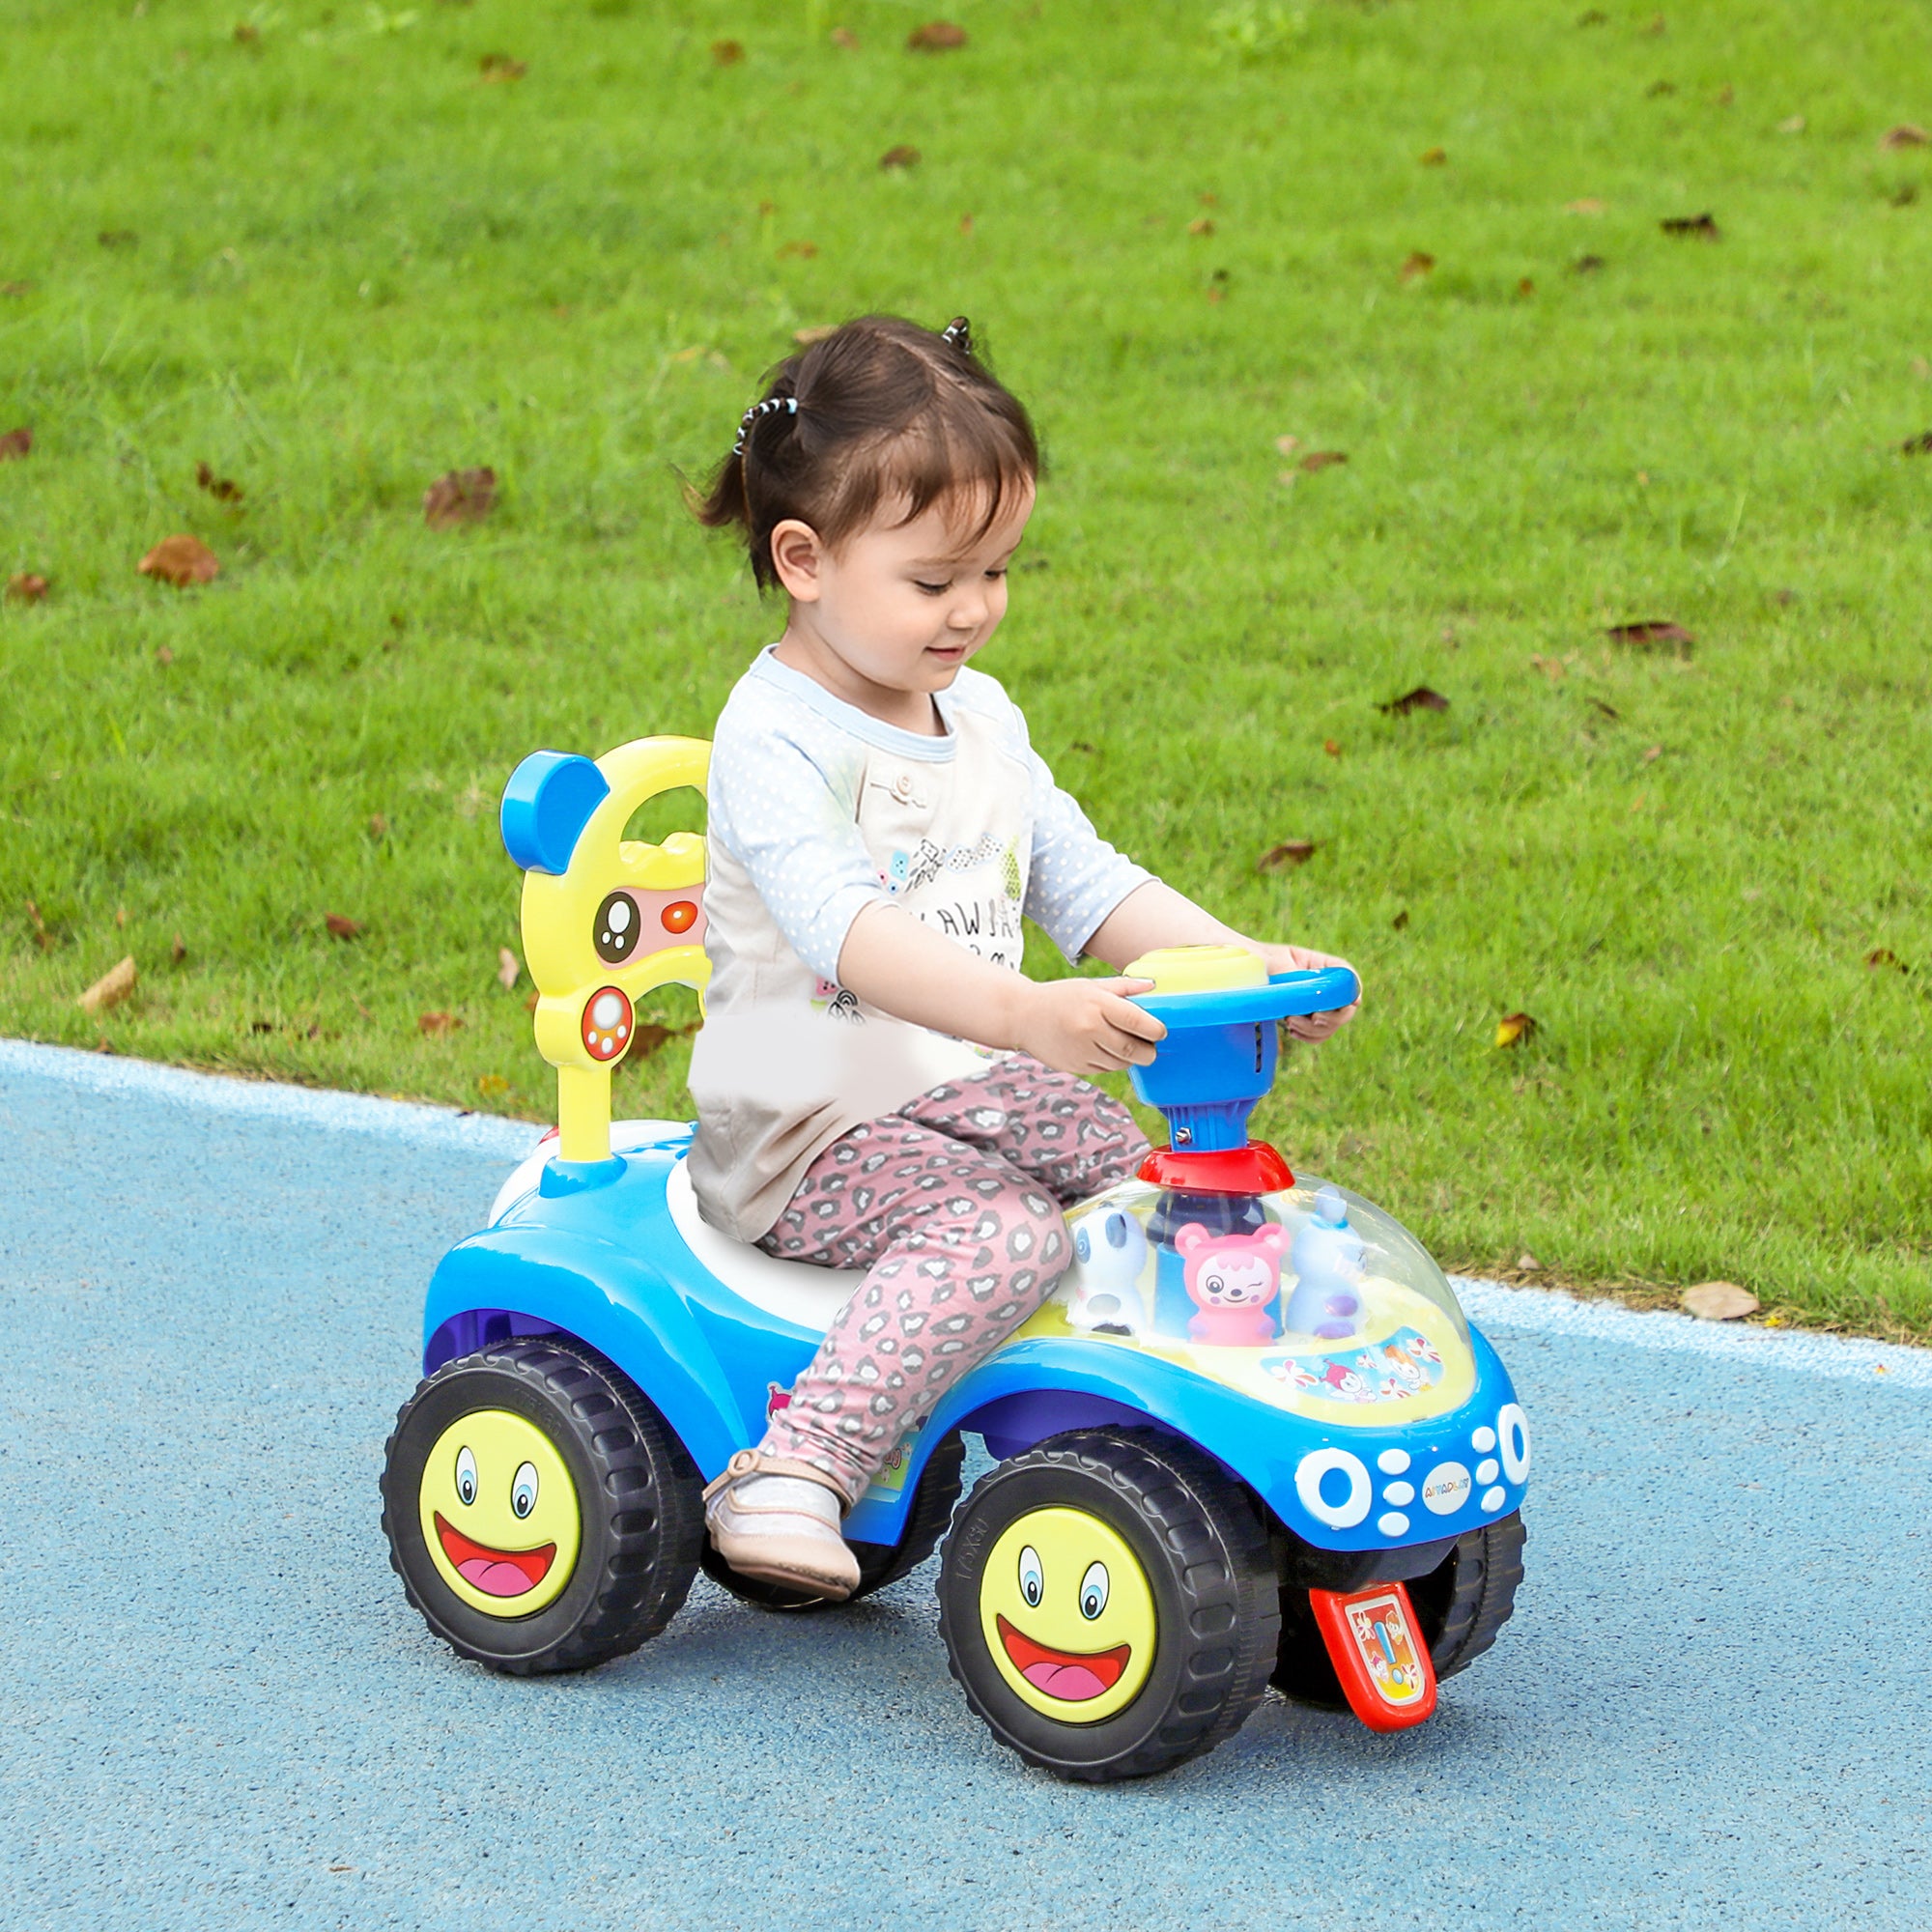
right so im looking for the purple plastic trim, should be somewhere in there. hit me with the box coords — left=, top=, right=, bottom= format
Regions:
left=424, top=1308, right=560, bottom=1376
left=960, top=1389, right=1172, bottom=1461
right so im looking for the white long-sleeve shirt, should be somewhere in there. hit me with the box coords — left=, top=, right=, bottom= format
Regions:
left=686, top=646, right=1149, bottom=1241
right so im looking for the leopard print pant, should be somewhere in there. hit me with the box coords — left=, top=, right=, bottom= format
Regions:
left=755, top=1055, right=1149, bottom=1500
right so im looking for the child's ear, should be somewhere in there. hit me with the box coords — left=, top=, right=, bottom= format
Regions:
left=769, top=519, right=825, bottom=601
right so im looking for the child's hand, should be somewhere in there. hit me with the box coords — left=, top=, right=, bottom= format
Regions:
left=1253, top=943, right=1361, bottom=1042
left=1015, top=977, right=1168, bottom=1075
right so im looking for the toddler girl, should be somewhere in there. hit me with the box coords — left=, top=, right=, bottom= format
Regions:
left=688, top=314, right=1357, bottom=1599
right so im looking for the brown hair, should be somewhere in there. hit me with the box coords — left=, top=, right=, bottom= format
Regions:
left=694, top=314, right=1039, bottom=591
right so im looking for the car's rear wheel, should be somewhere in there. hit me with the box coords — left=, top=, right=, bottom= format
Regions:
left=1272, top=1511, right=1527, bottom=1706
left=937, top=1430, right=1280, bottom=1782
left=382, top=1335, right=703, bottom=1673
left=699, top=1433, right=965, bottom=1612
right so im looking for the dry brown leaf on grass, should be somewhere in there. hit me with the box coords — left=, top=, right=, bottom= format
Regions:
left=1516, top=1250, right=1545, bottom=1271
left=1188, top=216, right=1216, bottom=236
left=99, top=229, right=138, bottom=249
left=1517, top=277, right=1536, bottom=298
left=1391, top=909, right=1409, bottom=930
left=907, top=21, right=967, bottom=51
left=25, top=900, right=52, bottom=950
left=1399, top=251, right=1435, bottom=281
left=0, top=281, right=34, bottom=298
left=1565, top=197, right=1605, bottom=214
left=1378, top=685, right=1449, bottom=716
left=477, top=1073, right=509, bottom=1099
left=1299, top=450, right=1348, bottom=473
left=1258, top=840, right=1318, bottom=873
left=79, top=956, right=137, bottom=1015
left=1683, top=1281, right=1758, bottom=1321
left=1879, top=124, right=1929, bottom=150
left=368, top=813, right=387, bottom=840
left=1866, top=947, right=1910, bottom=973
left=195, top=461, right=242, bottom=502
left=0, top=426, right=31, bottom=461
left=830, top=27, right=859, bottom=49
left=139, top=535, right=219, bottom=586
left=1777, top=114, right=1806, bottom=134
left=878, top=144, right=921, bottom=171
left=1589, top=696, right=1621, bottom=720
left=497, top=947, right=521, bottom=990
left=325, top=912, right=361, bottom=940
left=1573, top=253, right=1605, bottom=274
left=479, top=53, right=527, bottom=80
left=1901, top=431, right=1932, bottom=455
left=778, top=240, right=819, bottom=259
left=423, top=468, right=497, bottom=529
left=1606, top=618, right=1694, bottom=653
left=418, top=1011, right=464, bottom=1037
left=7, top=572, right=49, bottom=603
left=1323, top=738, right=1341, bottom=757
left=710, top=39, right=744, bottom=66
left=793, top=325, right=838, bottom=344
left=154, top=644, right=174, bottom=666
left=1419, top=146, right=1447, bottom=165
left=171, top=935, right=186, bottom=963
left=1273, top=434, right=1300, bottom=454
left=1493, top=1011, right=1537, bottom=1048
left=1662, top=212, right=1720, bottom=239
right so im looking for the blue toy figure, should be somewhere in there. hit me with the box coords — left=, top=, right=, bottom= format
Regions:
left=1284, top=1186, right=1368, bottom=1339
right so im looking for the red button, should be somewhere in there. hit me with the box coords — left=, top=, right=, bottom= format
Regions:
left=662, top=899, right=698, bottom=934
left=580, top=985, right=634, bottom=1064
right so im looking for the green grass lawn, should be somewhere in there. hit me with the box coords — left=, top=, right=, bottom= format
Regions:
left=5, top=0, right=1930, bottom=1333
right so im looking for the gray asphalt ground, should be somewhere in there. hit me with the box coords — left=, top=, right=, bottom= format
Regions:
left=3, top=1040, right=1928, bottom=1931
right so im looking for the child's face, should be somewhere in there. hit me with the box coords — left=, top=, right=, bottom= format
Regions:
left=773, top=481, right=1035, bottom=702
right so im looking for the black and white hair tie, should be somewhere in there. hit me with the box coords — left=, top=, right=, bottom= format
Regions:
left=732, top=395, right=798, bottom=457
left=941, top=316, right=972, bottom=352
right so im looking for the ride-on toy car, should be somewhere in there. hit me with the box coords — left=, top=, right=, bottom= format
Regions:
left=382, top=738, right=1529, bottom=1781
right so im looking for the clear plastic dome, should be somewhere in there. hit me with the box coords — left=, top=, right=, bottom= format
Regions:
left=1031, top=1172, right=1473, bottom=1425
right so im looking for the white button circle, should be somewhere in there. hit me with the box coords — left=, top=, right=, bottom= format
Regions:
left=1476, top=1459, right=1499, bottom=1486
left=1481, top=1485, right=1506, bottom=1512
left=1377, top=1448, right=1411, bottom=1475
left=1420, top=1462, right=1472, bottom=1516
left=1497, top=1403, right=1530, bottom=1483
left=1383, top=1481, right=1415, bottom=1507
left=1378, top=1511, right=1410, bottom=1538
left=1295, top=1449, right=1372, bottom=1530
left=1471, top=1426, right=1496, bottom=1453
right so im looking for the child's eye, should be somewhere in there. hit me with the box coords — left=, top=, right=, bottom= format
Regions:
left=914, top=580, right=951, bottom=596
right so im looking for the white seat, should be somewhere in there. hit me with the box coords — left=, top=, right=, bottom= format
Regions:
left=664, top=1156, right=861, bottom=1333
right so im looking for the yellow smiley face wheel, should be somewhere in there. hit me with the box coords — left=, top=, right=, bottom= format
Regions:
left=381, top=1336, right=704, bottom=1675
left=936, top=1430, right=1283, bottom=1782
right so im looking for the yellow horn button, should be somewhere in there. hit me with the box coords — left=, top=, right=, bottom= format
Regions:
left=979, top=1508, right=1157, bottom=1723
left=417, top=1410, right=581, bottom=1618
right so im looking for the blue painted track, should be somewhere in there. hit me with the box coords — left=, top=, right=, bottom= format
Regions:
left=3, top=1040, right=1928, bottom=1931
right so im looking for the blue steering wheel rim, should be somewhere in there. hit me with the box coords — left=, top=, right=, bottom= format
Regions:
left=1128, top=966, right=1360, bottom=1028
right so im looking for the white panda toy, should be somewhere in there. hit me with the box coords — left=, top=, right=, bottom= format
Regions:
left=1064, top=1207, right=1151, bottom=1337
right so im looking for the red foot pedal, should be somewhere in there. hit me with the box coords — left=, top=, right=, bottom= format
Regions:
left=1309, top=1580, right=1438, bottom=1731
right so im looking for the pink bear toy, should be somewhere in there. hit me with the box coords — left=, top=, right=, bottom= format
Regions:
left=1176, top=1222, right=1287, bottom=1348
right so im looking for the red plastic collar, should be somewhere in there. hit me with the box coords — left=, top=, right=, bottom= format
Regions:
left=1135, top=1139, right=1294, bottom=1196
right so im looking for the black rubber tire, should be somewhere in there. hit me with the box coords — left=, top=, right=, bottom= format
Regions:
left=699, top=1431, right=967, bottom=1613
left=1271, top=1511, right=1528, bottom=1707
left=937, top=1429, right=1281, bottom=1782
left=382, top=1335, right=704, bottom=1674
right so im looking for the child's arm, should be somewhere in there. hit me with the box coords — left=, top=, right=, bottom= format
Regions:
left=838, top=902, right=1167, bottom=1074
left=1082, top=880, right=1362, bottom=1043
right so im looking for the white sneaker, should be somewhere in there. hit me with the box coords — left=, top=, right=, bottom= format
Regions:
left=702, top=1451, right=862, bottom=1601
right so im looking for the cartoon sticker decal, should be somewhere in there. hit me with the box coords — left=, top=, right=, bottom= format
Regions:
left=977, top=1507, right=1157, bottom=1723
left=416, top=1408, right=582, bottom=1617
left=1262, top=1326, right=1445, bottom=1406
left=1343, top=1588, right=1431, bottom=1708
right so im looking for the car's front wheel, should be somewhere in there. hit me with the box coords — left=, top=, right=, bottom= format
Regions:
left=936, top=1430, right=1280, bottom=1782
left=381, top=1335, right=703, bottom=1673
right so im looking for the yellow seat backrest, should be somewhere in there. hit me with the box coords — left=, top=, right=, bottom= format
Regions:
left=498, top=737, right=710, bottom=1162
